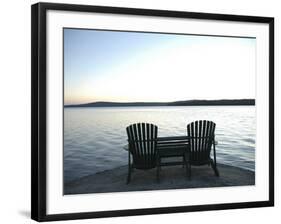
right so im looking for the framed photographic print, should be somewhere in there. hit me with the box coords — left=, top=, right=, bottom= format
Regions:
left=31, top=2, right=274, bottom=222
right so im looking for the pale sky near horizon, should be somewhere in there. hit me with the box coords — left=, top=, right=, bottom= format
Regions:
left=64, top=28, right=256, bottom=105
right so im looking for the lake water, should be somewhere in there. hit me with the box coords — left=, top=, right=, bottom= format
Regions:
left=64, top=106, right=255, bottom=183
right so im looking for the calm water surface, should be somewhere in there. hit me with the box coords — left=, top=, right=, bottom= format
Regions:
left=64, top=106, right=255, bottom=183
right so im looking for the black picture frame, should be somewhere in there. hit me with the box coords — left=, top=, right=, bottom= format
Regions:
left=31, top=2, right=274, bottom=222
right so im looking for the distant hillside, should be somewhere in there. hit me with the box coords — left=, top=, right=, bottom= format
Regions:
left=65, top=101, right=167, bottom=107
left=65, top=99, right=255, bottom=107
left=168, top=99, right=255, bottom=106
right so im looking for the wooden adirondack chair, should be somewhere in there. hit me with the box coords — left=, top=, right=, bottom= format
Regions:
left=187, top=120, right=219, bottom=177
left=126, top=123, right=158, bottom=184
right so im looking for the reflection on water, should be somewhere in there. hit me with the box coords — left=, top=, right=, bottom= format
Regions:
left=64, top=106, right=255, bottom=183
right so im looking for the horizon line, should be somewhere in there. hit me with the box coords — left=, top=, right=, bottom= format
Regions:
left=64, top=98, right=255, bottom=107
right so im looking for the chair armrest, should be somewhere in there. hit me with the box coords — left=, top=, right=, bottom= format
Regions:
left=123, top=144, right=129, bottom=151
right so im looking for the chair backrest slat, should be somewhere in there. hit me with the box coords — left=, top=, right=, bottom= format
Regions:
left=198, top=121, right=201, bottom=160
left=141, top=123, right=146, bottom=166
left=146, top=123, right=150, bottom=165
left=194, top=122, right=199, bottom=160
left=126, top=123, right=158, bottom=169
left=187, top=120, right=216, bottom=163
left=137, top=123, right=143, bottom=162
left=201, top=120, right=206, bottom=160
left=204, top=120, right=209, bottom=160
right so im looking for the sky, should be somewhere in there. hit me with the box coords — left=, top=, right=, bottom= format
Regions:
left=64, top=28, right=256, bottom=105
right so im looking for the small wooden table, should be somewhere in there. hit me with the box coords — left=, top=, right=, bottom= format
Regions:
left=123, top=136, right=191, bottom=181
left=156, top=136, right=190, bottom=181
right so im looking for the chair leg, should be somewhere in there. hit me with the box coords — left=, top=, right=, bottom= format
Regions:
left=156, top=155, right=160, bottom=182
left=127, top=165, right=131, bottom=184
left=184, top=154, right=189, bottom=179
left=185, top=162, right=188, bottom=178
left=210, top=160, right=219, bottom=177
left=185, top=152, right=191, bottom=179
left=188, top=163, right=191, bottom=179
left=157, top=166, right=160, bottom=182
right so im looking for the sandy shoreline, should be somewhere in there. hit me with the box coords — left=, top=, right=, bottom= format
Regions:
left=64, top=163, right=255, bottom=195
